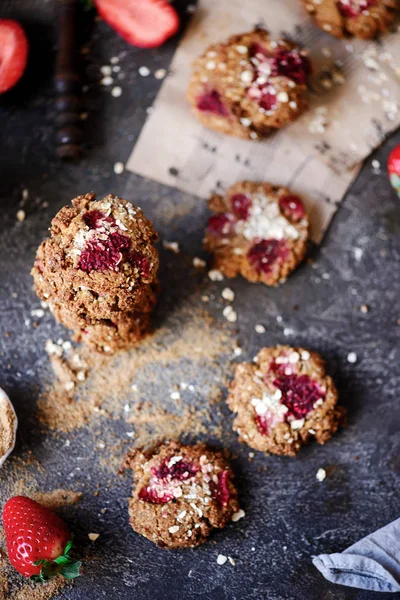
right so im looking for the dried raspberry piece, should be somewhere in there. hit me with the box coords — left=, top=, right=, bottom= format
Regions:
left=138, top=486, right=174, bottom=504
left=211, top=470, right=231, bottom=506
left=279, top=195, right=305, bottom=221
left=82, top=209, right=112, bottom=230
left=207, top=213, right=234, bottom=236
left=197, top=90, right=229, bottom=116
left=337, top=0, right=376, bottom=17
left=230, top=194, right=252, bottom=220
left=130, top=252, right=150, bottom=278
left=152, top=457, right=199, bottom=482
left=259, top=89, right=278, bottom=111
left=273, top=374, right=326, bottom=419
left=272, top=50, right=311, bottom=85
left=247, top=239, right=288, bottom=274
left=78, top=232, right=131, bottom=273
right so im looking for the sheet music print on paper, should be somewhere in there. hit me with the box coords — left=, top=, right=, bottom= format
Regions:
left=127, top=0, right=400, bottom=243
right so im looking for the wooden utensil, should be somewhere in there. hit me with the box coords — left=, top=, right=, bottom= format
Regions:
left=55, top=0, right=82, bottom=160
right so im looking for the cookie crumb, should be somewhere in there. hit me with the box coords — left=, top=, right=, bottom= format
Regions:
left=217, top=554, right=228, bottom=565
left=255, top=324, right=265, bottom=334
left=316, top=467, right=326, bottom=482
left=88, top=533, right=100, bottom=541
left=138, top=66, right=150, bottom=77
left=208, top=269, right=224, bottom=281
left=16, top=209, right=26, bottom=222
left=113, top=162, right=124, bottom=174
left=223, top=306, right=237, bottom=323
left=193, top=257, right=206, bottom=268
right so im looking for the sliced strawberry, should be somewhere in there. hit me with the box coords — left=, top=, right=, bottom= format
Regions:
left=0, top=19, right=28, bottom=94
left=94, top=0, right=179, bottom=49
left=2, top=496, right=81, bottom=581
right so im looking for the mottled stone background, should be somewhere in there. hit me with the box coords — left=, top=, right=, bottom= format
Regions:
left=0, top=1, right=399, bottom=599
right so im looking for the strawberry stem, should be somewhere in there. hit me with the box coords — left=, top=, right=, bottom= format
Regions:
left=30, top=540, right=82, bottom=583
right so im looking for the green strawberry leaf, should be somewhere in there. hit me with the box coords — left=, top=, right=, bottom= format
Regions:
left=30, top=540, right=82, bottom=583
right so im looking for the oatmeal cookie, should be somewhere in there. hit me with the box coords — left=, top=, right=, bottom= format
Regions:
left=227, top=345, right=345, bottom=456
left=123, top=441, right=240, bottom=548
left=32, top=193, right=159, bottom=353
left=187, top=29, right=312, bottom=139
left=302, top=0, right=398, bottom=39
left=204, top=181, right=309, bottom=286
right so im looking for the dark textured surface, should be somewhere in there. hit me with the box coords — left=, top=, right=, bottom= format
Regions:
left=0, top=1, right=399, bottom=599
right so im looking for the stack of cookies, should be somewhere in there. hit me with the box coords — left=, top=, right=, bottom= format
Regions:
left=32, top=193, right=159, bottom=353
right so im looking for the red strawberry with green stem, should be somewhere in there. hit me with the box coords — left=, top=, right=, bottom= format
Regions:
left=2, top=496, right=81, bottom=582
left=94, top=0, right=180, bottom=49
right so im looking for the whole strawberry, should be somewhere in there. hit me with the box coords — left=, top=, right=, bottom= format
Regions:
left=2, top=496, right=81, bottom=581
left=388, top=144, right=400, bottom=197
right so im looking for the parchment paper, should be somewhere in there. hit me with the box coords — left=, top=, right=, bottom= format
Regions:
left=127, top=0, right=400, bottom=243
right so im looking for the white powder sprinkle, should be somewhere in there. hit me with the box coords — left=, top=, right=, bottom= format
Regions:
left=316, top=468, right=326, bottom=482
left=347, top=352, right=357, bottom=364
left=233, top=347, right=242, bottom=356
left=353, top=247, right=363, bottom=261
left=170, top=391, right=181, bottom=400
left=216, top=554, right=227, bottom=565
left=31, top=308, right=44, bottom=318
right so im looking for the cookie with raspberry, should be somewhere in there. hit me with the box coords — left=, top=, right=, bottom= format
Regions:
left=32, top=193, right=159, bottom=353
left=227, top=346, right=345, bottom=456
left=123, top=441, right=240, bottom=548
left=302, top=0, right=398, bottom=39
left=187, top=29, right=312, bottom=139
left=204, top=181, right=309, bottom=286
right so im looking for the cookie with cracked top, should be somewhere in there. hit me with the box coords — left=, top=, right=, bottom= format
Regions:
left=187, top=29, right=312, bottom=139
left=123, top=441, right=240, bottom=548
left=301, top=0, right=398, bottom=39
left=227, top=345, right=345, bottom=456
left=204, top=181, right=309, bottom=286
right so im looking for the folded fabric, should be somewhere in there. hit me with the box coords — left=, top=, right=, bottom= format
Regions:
left=313, top=518, right=400, bottom=593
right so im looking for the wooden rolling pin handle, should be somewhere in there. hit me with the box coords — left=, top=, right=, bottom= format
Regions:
left=55, top=0, right=82, bottom=160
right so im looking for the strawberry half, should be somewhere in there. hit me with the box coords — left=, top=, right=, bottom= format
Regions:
left=94, top=0, right=179, bottom=49
left=2, top=496, right=81, bottom=581
left=0, top=19, right=29, bottom=94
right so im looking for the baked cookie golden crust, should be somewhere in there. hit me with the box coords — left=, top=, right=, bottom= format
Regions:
left=32, top=193, right=159, bottom=353
left=123, top=441, right=240, bottom=548
left=187, top=29, right=311, bottom=139
left=227, top=346, right=345, bottom=457
left=302, top=0, right=398, bottom=39
left=204, top=181, right=309, bottom=286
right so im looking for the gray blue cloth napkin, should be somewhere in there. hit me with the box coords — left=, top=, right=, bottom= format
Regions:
left=313, top=518, right=400, bottom=593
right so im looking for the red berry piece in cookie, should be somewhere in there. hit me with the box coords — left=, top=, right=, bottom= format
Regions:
left=123, top=441, right=240, bottom=548
left=204, top=181, right=309, bottom=286
left=31, top=193, right=159, bottom=353
left=2, top=496, right=81, bottom=580
left=187, top=29, right=311, bottom=139
left=227, top=345, right=345, bottom=456
left=301, top=0, right=397, bottom=39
